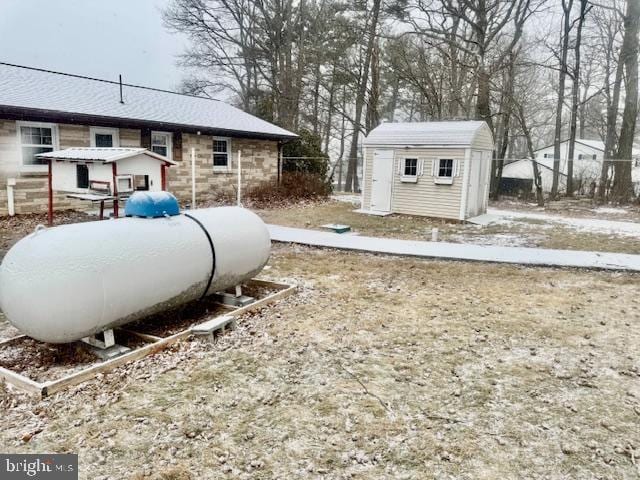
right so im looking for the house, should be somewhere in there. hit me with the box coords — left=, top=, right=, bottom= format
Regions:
left=0, top=63, right=297, bottom=216
left=360, top=121, right=494, bottom=220
left=502, top=139, right=640, bottom=194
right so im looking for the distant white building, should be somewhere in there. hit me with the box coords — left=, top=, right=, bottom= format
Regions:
left=502, top=139, right=640, bottom=195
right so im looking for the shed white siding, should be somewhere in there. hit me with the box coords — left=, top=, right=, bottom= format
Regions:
left=361, top=121, right=493, bottom=220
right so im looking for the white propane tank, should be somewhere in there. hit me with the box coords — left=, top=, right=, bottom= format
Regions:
left=0, top=207, right=270, bottom=343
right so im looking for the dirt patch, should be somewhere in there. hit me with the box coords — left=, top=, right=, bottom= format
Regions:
left=128, top=298, right=234, bottom=337
left=0, top=245, right=638, bottom=479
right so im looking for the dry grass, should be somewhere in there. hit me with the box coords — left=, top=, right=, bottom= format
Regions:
left=256, top=200, right=640, bottom=254
left=1, top=245, right=639, bottom=479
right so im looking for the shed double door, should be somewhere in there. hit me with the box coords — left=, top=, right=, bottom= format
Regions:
left=370, top=150, right=394, bottom=212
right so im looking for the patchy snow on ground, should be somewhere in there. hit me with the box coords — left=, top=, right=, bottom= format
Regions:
left=593, top=206, right=629, bottom=216
left=447, top=232, right=548, bottom=248
left=487, top=208, right=640, bottom=239
left=330, top=194, right=361, bottom=205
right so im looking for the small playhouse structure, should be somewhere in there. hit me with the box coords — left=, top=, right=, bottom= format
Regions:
left=35, top=147, right=175, bottom=223
left=360, top=121, right=494, bottom=220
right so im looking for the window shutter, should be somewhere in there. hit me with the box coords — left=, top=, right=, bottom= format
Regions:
left=418, top=159, right=424, bottom=176
left=397, top=158, right=402, bottom=175
left=172, top=132, right=182, bottom=162
left=432, top=159, right=438, bottom=176
left=141, top=128, right=151, bottom=149
left=454, top=160, right=461, bottom=177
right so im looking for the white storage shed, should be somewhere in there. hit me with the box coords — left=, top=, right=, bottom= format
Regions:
left=361, top=121, right=494, bottom=220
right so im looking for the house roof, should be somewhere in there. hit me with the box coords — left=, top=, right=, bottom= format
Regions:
left=533, top=138, right=640, bottom=156
left=0, top=63, right=297, bottom=141
left=363, top=121, right=490, bottom=147
left=534, top=139, right=606, bottom=152
left=35, top=147, right=176, bottom=165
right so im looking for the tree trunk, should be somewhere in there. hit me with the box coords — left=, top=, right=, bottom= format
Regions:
left=599, top=25, right=625, bottom=202
left=612, top=0, right=640, bottom=202
left=516, top=103, right=544, bottom=207
left=366, top=40, right=381, bottom=133
left=566, top=0, right=589, bottom=197
left=552, top=0, right=574, bottom=200
left=344, top=0, right=382, bottom=192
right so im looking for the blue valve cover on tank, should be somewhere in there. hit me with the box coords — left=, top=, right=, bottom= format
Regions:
left=124, top=191, right=180, bottom=218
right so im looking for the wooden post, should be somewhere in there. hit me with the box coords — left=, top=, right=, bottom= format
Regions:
left=47, top=159, right=53, bottom=226
left=161, top=164, right=167, bottom=190
left=112, top=163, right=119, bottom=218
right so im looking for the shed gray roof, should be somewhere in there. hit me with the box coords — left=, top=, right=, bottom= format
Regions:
left=0, top=63, right=297, bottom=140
left=35, top=147, right=176, bottom=164
left=363, top=121, right=490, bottom=147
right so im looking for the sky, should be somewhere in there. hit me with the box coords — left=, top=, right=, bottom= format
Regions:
left=0, top=0, right=187, bottom=91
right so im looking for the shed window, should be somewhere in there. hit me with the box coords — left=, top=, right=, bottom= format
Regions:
left=76, top=164, right=89, bottom=189
left=213, top=137, right=230, bottom=170
left=404, top=158, right=418, bottom=176
left=438, top=159, right=454, bottom=178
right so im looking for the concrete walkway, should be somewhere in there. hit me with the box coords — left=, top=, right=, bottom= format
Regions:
left=268, top=225, right=640, bottom=272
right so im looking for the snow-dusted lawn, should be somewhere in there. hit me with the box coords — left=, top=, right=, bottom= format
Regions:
left=2, top=246, right=639, bottom=478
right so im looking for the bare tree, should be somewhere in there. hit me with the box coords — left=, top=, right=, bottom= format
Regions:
left=344, top=0, right=382, bottom=193
left=566, top=0, right=591, bottom=197
left=551, top=0, right=574, bottom=200
left=611, top=0, right=639, bottom=202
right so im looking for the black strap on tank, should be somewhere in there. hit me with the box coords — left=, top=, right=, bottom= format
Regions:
left=184, top=213, right=216, bottom=299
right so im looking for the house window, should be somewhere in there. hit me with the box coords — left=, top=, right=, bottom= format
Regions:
left=151, top=132, right=172, bottom=159
left=76, top=164, right=89, bottom=189
left=543, top=153, right=552, bottom=159
left=438, top=159, right=454, bottom=178
left=404, top=158, right=418, bottom=176
left=17, top=122, right=58, bottom=170
left=213, top=137, right=230, bottom=170
left=90, top=127, right=119, bottom=147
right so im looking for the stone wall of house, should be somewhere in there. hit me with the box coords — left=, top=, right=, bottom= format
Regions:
left=167, top=134, right=279, bottom=206
left=0, top=119, right=279, bottom=215
left=0, top=121, right=140, bottom=216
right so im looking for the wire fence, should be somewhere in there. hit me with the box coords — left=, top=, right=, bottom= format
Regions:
left=284, top=155, right=640, bottom=199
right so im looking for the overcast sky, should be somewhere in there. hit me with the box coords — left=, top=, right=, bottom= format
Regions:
left=0, top=0, right=187, bottom=91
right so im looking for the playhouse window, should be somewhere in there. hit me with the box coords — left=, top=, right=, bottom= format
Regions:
left=76, top=164, right=89, bottom=189
left=134, top=175, right=150, bottom=191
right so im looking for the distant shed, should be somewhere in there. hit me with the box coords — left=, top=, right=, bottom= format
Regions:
left=361, top=121, right=494, bottom=220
